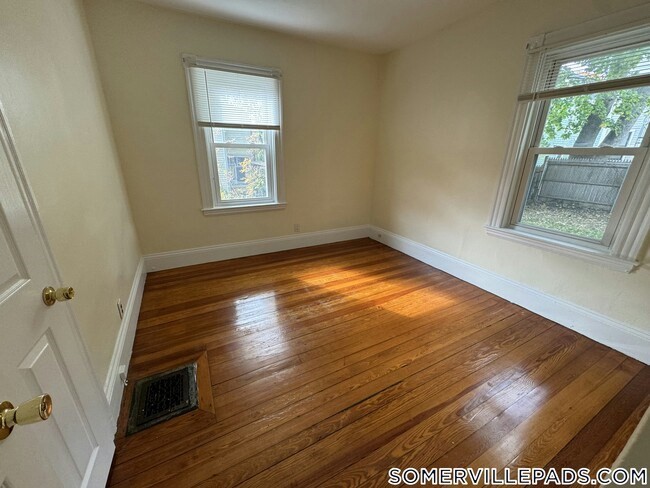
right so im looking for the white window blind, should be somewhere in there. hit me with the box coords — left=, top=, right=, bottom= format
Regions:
left=519, top=40, right=650, bottom=101
left=187, top=62, right=281, bottom=130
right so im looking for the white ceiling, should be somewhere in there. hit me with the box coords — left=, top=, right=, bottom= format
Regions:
left=136, top=0, right=501, bottom=53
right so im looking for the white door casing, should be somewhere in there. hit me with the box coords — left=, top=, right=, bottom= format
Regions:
left=0, top=106, right=115, bottom=487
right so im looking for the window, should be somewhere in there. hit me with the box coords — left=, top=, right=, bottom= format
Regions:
left=183, top=55, right=285, bottom=214
left=488, top=22, right=650, bottom=272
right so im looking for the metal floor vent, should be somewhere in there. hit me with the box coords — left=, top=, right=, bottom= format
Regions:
left=127, top=362, right=198, bottom=435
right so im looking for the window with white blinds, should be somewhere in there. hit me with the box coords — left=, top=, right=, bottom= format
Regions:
left=187, top=66, right=282, bottom=130
left=519, top=40, right=650, bottom=102
left=487, top=22, right=650, bottom=271
left=183, top=55, right=285, bottom=213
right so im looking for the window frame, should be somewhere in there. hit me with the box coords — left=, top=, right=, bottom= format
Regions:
left=487, top=15, right=650, bottom=272
left=183, top=54, right=286, bottom=215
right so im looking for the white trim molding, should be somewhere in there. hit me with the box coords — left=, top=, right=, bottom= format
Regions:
left=144, top=225, right=370, bottom=272
left=104, top=258, right=146, bottom=423
left=202, top=201, right=286, bottom=216
left=485, top=226, right=637, bottom=273
left=370, top=226, right=650, bottom=364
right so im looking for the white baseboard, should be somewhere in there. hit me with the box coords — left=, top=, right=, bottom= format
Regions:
left=370, top=226, right=650, bottom=364
left=143, top=225, right=371, bottom=272
left=104, top=257, right=146, bottom=424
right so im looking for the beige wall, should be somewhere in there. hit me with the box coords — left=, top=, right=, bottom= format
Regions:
left=83, top=0, right=380, bottom=255
left=0, top=0, right=141, bottom=381
left=373, top=0, right=650, bottom=333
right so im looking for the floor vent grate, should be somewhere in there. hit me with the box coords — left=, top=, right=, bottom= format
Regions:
left=127, top=362, right=198, bottom=435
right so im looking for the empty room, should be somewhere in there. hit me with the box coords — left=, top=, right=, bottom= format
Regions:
left=0, top=0, right=649, bottom=486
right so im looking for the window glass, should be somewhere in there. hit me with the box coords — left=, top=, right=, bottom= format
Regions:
left=540, top=88, right=650, bottom=148
left=215, top=146, right=269, bottom=201
left=518, top=154, right=633, bottom=240
left=548, top=44, right=650, bottom=91
left=211, top=128, right=267, bottom=145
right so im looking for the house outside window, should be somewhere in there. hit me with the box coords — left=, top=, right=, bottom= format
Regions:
left=488, top=22, right=650, bottom=272
left=183, top=55, right=286, bottom=214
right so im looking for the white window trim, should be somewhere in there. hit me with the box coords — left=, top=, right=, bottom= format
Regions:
left=182, top=54, right=286, bottom=215
left=201, top=202, right=287, bottom=216
left=487, top=5, right=650, bottom=273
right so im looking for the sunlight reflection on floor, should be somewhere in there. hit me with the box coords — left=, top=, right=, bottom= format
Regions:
left=233, top=291, right=289, bottom=356
left=296, top=265, right=458, bottom=318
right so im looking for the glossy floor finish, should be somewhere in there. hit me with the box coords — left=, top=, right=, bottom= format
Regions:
left=108, top=239, right=650, bottom=487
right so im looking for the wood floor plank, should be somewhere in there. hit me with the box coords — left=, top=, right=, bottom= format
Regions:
left=112, top=284, right=492, bottom=463
left=322, top=335, right=604, bottom=488
left=144, top=316, right=554, bottom=488
left=212, top=295, right=503, bottom=415
left=107, top=239, right=649, bottom=488
left=140, top=240, right=386, bottom=302
left=210, top=280, right=482, bottom=397
left=196, top=325, right=589, bottom=488
left=543, top=367, right=650, bottom=471
left=466, top=353, right=637, bottom=471
left=135, top=258, right=427, bottom=350
left=207, top=279, right=478, bottom=386
left=226, top=324, right=563, bottom=488
left=428, top=343, right=610, bottom=469
left=129, top=260, right=447, bottom=366
left=504, top=359, right=642, bottom=469
left=137, top=250, right=418, bottom=330
left=570, top=393, right=650, bottom=488
left=141, top=239, right=383, bottom=294
left=110, top=301, right=529, bottom=485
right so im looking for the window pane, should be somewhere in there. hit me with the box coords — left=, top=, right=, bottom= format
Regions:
left=545, top=43, right=650, bottom=91
left=215, top=147, right=269, bottom=201
left=518, top=154, right=633, bottom=240
left=540, top=87, right=650, bottom=148
left=212, top=128, right=267, bottom=144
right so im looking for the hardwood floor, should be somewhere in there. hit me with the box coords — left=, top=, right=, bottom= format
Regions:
left=107, top=238, right=650, bottom=487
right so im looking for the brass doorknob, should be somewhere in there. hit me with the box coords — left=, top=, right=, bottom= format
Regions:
left=0, top=394, right=52, bottom=440
left=42, top=286, right=74, bottom=306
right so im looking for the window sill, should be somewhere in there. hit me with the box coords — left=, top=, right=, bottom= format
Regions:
left=485, top=225, right=638, bottom=273
left=202, top=202, right=286, bottom=216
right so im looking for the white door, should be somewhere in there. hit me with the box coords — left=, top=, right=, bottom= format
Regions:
left=0, top=109, right=115, bottom=487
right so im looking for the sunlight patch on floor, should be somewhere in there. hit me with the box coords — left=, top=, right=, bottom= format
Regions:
left=297, top=265, right=457, bottom=318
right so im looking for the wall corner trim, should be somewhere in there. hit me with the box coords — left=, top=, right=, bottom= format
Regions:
left=370, top=225, right=650, bottom=364
left=143, top=225, right=371, bottom=272
left=104, top=257, right=146, bottom=425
